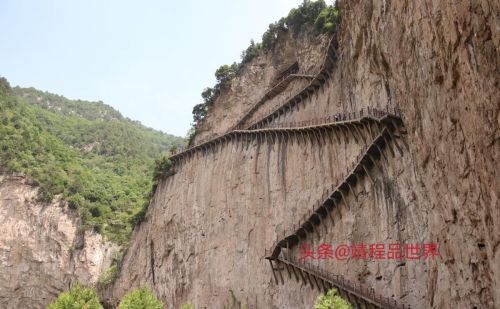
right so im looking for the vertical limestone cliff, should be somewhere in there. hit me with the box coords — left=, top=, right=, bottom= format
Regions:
left=0, top=173, right=117, bottom=309
left=107, top=0, right=498, bottom=308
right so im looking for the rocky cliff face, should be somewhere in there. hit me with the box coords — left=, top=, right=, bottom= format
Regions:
left=0, top=173, right=117, bottom=309
left=108, top=0, right=498, bottom=308
left=193, top=30, right=329, bottom=143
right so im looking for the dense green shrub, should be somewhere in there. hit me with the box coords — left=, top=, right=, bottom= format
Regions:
left=153, top=156, right=173, bottom=181
left=97, top=265, right=118, bottom=285
left=262, top=18, right=287, bottom=50
left=47, top=283, right=103, bottom=309
left=0, top=82, right=184, bottom=245
left=314, top=4, right=341, bottom=33
left=240, top=40, right=262, bottom=65
left=313, top=289, right=352, bottom=309
left=118, top=287, right=164, bottom=309
left=215, top=63, right=239, bottom=85
left=287, top=0, right=327, bottom=33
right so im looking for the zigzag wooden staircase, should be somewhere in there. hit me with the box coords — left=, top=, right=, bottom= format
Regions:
left=264, top=108, right=409, bottom=309
left=165, top=28, right=409, bottom=308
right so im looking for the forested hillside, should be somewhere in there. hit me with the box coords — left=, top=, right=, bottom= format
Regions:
left=0, top=77, right=184, bottom=244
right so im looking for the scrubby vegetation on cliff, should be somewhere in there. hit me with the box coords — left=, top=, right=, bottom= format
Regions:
left=314, top=289, right=352, bottom=309
left=118, top=287, right=164, bottom=309
left=47, top=283, right=103, bottom=309
left=189, top=0, right=340, bottom=142
left=48, top=285, right=164, bottom=309
left=0, top=77, right=184, bottom=244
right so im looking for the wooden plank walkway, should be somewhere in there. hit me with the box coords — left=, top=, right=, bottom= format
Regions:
left=265, top=255, right=409, bottom=309
left=264, top=115, right=409, bottom=309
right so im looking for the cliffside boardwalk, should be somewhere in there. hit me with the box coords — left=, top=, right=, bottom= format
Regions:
left=165, top=30, right=408, bottom=308
left=264, top=111, right=407, bottom=309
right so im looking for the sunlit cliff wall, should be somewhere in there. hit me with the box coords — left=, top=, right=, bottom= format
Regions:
left=0, top=173, right=117, bottom=309
left=108, top=1, right=499, bottom=308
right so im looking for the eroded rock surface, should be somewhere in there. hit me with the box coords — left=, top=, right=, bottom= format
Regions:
left=0, top=173, right=117, bottom=309
left=107, top=1, right=498, bottom=308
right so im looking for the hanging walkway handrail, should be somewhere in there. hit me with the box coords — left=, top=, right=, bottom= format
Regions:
left=264, top=112, right=407, bottom=309
left=230, top=34, right=339, bottom=133
left=267, top=125, right=400, bottom=258
left=265, top=254, right=408, bottom=309
left=169, top=106, right=401, bottom=164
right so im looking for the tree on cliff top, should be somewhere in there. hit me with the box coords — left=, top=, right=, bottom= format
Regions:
left=118, top=287, right=164, bottom=309
left=47, top=283, right=103, bottom=309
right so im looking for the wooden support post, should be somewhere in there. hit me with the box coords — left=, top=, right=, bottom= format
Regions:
left=321, top=279, right=329, bottom=293
left=375, top=144, right=389, bottom=164
left=304, top=271, right=315, bottom=289
left=367, top=154, right=383, bottom=175
left=342, top=126, right=350, bottom=144
left=339, top=190, right=349, bottom=210
left=327, top=202, right=335, bottom=225
left=314, top=210, right=328, bottom=235
left=360, top=163, right=375, bottom=184
left=385, top=129, right=403, bottom=156
left=277, top=261, right=285, bottom=284
left=354, top=124, right=367, bottom=144
left=269, top=260, right=279, bottom=285
left=290, top=264, right=300, bottom=283
left=284, top=262, right=292, bottom=279
left=312, top=129, right=321, bottom=145
left=321, top=127, right=329, bottom=144
left=332, top=128, right=341, bottom=143
left=297, top=268, right=307, bottom=286
left=382, top=134, right=395, bottom=158
left=311, top=273, right=322, bottom=290
left=346, top=182, right=358, bottom=202
left=307, top=218, right=320, bottom=240
left=326, top=127, right=334, bottom=144
left=366, top=121, right=374, bottom=140
left=304, top=130, right=312, bottom=146
left=346, top=125, right=359, bottom=143
left=316, top=129, right=324, bottom=145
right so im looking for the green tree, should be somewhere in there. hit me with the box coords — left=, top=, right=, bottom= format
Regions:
left=47, top=283, right=103, bottom=309
left=201, top=87, right=216, bottom=105
left=240, top=40, right=262, bottom=65
left=313, top=289, right=352, bottom=309
left=192, top=103, right=208, bottom=124
left=314, top=4, right=340, bottom=33
left=0, top=80, right=185, bottom=245
left=286, top=0, right=326, bottom=32
left=215, top=64, right=238, bottom=85
left=119, top=287, right=164, bottom=309
left=188, top=0, right=341, bottom=144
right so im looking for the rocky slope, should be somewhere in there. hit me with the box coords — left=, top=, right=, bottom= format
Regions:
left=0, top=172, right=118, bottom=309
left=105, top=0, right=499, bottom=308
left=193, top=29, right=329, bottom=143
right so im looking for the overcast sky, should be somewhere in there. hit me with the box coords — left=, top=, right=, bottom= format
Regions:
left=0, top=0, right=308, bottom=136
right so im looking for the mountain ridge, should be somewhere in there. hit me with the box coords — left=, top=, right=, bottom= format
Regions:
left=0, top=77, right=184, bottom=245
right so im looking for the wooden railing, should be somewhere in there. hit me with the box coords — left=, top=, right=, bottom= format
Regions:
left=264, top=253, right=409, bottom=309
left=264, top=111, right=408, bottom=308
left=229, top=34, right=339, bottom=133
left=271, top=62, right=299, bottom=88
left=170, top=106, right=401, bottom=161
